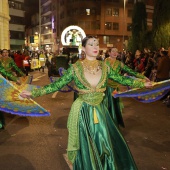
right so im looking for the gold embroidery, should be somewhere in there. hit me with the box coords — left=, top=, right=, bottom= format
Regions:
left=93, top=107, right=99, bottom=124
left=73, top=63, right=90, bottom=89
left=73, top=61, right=107, bottom=94
left=82, top=59, right=102, bottom=75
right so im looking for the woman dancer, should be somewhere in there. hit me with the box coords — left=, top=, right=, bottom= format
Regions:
left=0, top=51, right=21, bottom=129
left=105, top=47, right=149, bottom=127
left=21, top=36, right=152, bottom=170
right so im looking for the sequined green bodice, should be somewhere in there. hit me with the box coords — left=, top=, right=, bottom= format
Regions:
left=32, top=60, right=144, bottom=98
left=105, top=58, right=145, bottom=78
left=0, top=57, right=24, bottom=77
left=105, top=58, right=145, bottom=88
left=0, top=59, right=18, bottom=82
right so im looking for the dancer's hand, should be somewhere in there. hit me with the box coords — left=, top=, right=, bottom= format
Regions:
left=20, top=90, right=32, bottom=98
left=144, top=77, right=150, bottom=82
left=16, top=79, right=21, bottom=85
left=144, top=81, right=153, bottom=88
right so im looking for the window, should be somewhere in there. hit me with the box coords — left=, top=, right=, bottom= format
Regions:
left=91, top=21, right=96, bottom=30
left=127, top=23, right=132, bottom=31
left=91, top=8, right=96, bottom=15
left=79, top=21, right=85, bottom=29
left=80, top=8, right=86, bottom=15
left=128, top=10, right=133, bottom=17
left=10, top=31, right=24, bottom=40
left=112, top=8, right=119, bottom=17
left=105, top=22, right=112, bottom=30
left=91, top=21, right=100, bottom=30
left=103, top=36, right=110, bottom=44
left=85, top=21, right=91, bottom=29
left=106, top=8, right=112, bottom=16
left=96, top=21, right=100, bottom=30
left=60, top=12, right=64, bottom=19
left=127, top=0, right=134, bottom=4
left=10, top=16, right=24, bottom=25
left=113, top=22, right=119, bottom=30
left=9, top=1, right=24, bottom=10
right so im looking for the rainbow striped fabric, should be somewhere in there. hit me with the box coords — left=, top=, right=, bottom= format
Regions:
left=113, top=79, right=170, bottom=103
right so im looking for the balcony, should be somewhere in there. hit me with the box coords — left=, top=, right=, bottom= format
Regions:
left=9, top=24, right=25, bottom=31
left=41, top=29, right=52, bottom=35
left=41, top=38, right=53, bottom=44
left=41, top=5, right=52, bottom=16
left=9, top=8, right=25, bottom=17
left=41, top=0, right=52, bottom=7
left=41, top=17, right=51, bottom=25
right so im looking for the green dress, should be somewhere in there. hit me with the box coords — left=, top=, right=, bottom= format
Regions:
left=0, top=57, right=24, bottom=129
left=32, top=60, right=144, bottom=170
left=0, top=62, right=21, bottom=129
left=0, top=56, right=25, bottom=79
left=105, top=58, right=145, bottom=128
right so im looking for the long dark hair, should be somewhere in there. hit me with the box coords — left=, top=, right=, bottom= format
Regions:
left=82, top=36, right=97, bottom=47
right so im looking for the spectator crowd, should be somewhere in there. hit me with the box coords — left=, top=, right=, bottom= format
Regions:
left=0, top=46, right=170, bottom=107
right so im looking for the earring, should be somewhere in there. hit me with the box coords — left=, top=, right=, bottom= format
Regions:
left=81, top=51, right=86, bottom=60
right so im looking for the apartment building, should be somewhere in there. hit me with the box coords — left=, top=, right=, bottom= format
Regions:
left=8, top=0, right=25, bottom=50
left=26, top=0, right=154, bottom=52
left=0, top=0, right=10, bottom=49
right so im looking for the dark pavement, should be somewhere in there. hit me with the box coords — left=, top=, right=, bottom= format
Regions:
left=0, top=69, right=169, bottom=170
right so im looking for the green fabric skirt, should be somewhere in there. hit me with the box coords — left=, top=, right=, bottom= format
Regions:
left=104, top=86, right=125, bottom=128
left=0, top=111, right=5, bottom=129
left=73, top=101, right=137, bottom=170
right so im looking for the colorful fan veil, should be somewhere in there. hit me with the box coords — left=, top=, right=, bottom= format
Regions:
left=113, top=79, right=170, bottom=103
left=0, top=75, right=50, bottom=117
left=19, top=75, right=33, bottom=84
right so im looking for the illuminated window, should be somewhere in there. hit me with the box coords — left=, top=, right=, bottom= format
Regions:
left=105, top=22, right=112, bottom=30
left=106, top=8, right=112, bottom=16
left=103, top=36, right=110, bottom=44
left=112, top=8, right=119, bottom=17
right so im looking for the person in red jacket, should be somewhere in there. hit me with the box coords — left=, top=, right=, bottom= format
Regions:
left=14, top=51, right=25, bottom=76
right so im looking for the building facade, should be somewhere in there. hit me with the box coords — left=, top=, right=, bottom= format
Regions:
left=8, top=0, right=25, bottom=50
left=26, top=0, right=154, bottom=53
left=0, top=0, right=10, bottom=49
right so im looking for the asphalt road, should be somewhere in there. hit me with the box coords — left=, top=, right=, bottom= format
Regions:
left=0, top=69, right=169, bottom=170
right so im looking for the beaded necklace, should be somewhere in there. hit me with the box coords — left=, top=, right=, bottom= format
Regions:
left=82, top=59, right=101, bottom=75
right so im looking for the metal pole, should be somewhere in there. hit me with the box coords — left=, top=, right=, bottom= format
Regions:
left=122, top=0, right=126, bottom=50
left=122, top=0, right=127, bottom=51
left=39, top=0, right=41, bottom=51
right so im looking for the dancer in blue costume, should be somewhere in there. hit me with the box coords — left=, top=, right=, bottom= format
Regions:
left=105, top=47, right=150, bottom=127
left=21, top=36, right=152, bottom=170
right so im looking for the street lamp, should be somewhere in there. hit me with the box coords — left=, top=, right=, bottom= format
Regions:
left=122, top=0, right=126, bottom=50
left=57, top=38, right=60, bottom=55
left=38, top=0, right=41, bottom=51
